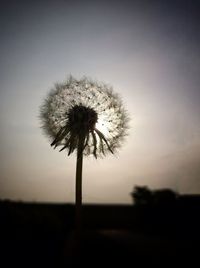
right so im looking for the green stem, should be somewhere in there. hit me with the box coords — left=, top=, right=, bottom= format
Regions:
left=75, top=135, right=84, bottom=236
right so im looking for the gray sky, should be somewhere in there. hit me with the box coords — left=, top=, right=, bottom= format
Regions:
left=1, top=0, right=200, bottom=203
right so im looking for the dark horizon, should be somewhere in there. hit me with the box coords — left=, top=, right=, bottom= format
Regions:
left=1, top=187, right=200, bottom=267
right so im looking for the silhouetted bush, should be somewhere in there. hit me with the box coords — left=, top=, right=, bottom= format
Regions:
left=131, top=186, right=153, bottom=206
left=131, top=186, right=178, bottom=207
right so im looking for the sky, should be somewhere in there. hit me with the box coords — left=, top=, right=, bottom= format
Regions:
left=0, top=0, right=200, bottom=204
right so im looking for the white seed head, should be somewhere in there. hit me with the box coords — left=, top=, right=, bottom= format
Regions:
left=40, top=75, right=129, bottom=157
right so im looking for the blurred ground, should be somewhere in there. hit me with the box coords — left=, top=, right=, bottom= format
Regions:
left=1, top=201, right=199, bottom=267
left=1, top=228, right=199, bottom=268
left=61, top=229, right=199, bottom=267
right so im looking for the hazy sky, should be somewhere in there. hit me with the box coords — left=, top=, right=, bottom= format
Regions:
left=1, top=0, right=200, bottom=203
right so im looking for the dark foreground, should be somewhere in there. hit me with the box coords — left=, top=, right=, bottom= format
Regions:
left=1, top=228, right=199, bottom=267
left=1, top=201, right=200, bottom=267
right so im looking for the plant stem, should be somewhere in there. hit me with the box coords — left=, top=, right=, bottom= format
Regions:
left=75, top=135, right=84, bottom=236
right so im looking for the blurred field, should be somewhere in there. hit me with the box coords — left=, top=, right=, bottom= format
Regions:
left=1, top=200, right=199, bottom=267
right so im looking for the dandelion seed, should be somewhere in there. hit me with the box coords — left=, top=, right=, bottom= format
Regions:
left=39, top=75, right=129, bottom=235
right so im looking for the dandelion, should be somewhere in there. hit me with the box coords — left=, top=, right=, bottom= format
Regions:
left=40, top=75, right=129, bottom=232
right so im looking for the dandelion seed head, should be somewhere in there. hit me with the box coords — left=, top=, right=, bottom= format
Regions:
left=40, top=75, right=129, bottom=157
